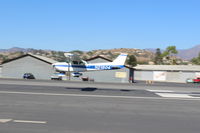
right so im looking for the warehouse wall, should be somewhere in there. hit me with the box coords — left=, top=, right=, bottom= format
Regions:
left=82, top=67, right=129, bottom=83
left=135, top=71, right=153, bottom=81
left=2, top=56, right=54, bottom=80
left=135, top=70, right=197, bottom=83
left=179, top=72, right=196, bottom=81
left=166, top=71, right=196, bottom=83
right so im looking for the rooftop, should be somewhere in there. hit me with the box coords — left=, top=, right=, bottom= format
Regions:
left=135, top=65, right=200, bottom=71
left=2, top=53, right=57, bottom=65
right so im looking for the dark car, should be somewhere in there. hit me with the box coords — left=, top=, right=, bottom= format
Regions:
left=23, top=73, right=35, bottom=79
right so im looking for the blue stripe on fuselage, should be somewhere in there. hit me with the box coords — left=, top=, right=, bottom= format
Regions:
left=54, top=65, right=86, bottom=68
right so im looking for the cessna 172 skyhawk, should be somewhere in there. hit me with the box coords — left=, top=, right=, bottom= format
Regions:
left=52, top=53, right=128, bottom=76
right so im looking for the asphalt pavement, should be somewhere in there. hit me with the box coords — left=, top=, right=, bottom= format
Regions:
left=1, top=79, right=200, bottom=133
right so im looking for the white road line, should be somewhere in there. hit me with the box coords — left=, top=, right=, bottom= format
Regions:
left=147, top=89, right=175, bottom=93
left=1, top=90, right=200, bottom=101
left=156, top=93, right=195, bottom=98
left=13, top=120, right=47, bottom=124
left=0, top=90, right=159, bottom=99
left=0, top=119, right=12, bottom=123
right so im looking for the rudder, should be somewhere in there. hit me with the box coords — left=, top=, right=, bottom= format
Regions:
left=112, top=53, right=128, bottom=65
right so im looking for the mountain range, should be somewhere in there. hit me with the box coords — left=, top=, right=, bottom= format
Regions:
left=0, top=45, right=200, bottom=63
left=0, top=47, right=154, bottom=64
left=177, top=45, right=200, bottom=60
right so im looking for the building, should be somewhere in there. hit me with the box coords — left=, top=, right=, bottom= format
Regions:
left=0, top=53, right=134, bottom=83
left=134, top=65, right=200, bottom=83
left=1, top=53, right=57, bottom=80
left=2, top=53, right=199, bottom=83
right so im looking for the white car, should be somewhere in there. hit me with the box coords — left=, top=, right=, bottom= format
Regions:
left=186, top=78, right=194, bottom=83
left=51, top=73, right=65, bottom=80
left=71, top=72, right=82, bottom=77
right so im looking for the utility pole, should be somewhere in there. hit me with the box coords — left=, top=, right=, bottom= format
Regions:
left=64, top=53, right=73, bottom=81
left=68, top=56, right=71, bottom=80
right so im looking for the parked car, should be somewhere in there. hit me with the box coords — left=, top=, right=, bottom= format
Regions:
left=51, top=73, right=65, bottom=80
left=193, top=77, right=200, bottom=83
left=186, top=78, right=194, bottom=83
left=71, top=72, right=82, bottom=77
left=23, top=73, right=35, bottom=79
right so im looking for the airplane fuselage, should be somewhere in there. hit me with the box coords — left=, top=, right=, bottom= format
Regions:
left=53, top=62, right=125, bottom=72
left=52, top=53, right=128, bottom=73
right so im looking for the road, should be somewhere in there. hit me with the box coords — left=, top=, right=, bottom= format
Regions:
left=1, top=79, right=200, bottom=133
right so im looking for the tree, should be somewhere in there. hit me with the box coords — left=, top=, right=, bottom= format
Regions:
left=127, top=55, right=137, bottom=67
left=191, top=52, right=200, bottom=65
left=162, top=46, right=178, bottom=65
left=162, top=46, right=178, bottom=57
left=154, top=48, right=163, bottom=64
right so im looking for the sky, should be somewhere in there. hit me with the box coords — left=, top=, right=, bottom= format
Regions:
left=0, top=0, right=200, bottom=51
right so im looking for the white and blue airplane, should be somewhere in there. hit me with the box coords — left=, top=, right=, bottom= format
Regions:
left=52, top=53, right=128, bottom=76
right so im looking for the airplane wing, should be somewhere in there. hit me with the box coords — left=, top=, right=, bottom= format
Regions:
left=64, top=53, right=86, bottom=64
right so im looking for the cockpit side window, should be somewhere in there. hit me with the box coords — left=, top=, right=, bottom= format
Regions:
left=70, top=60, right=86, bottom=65
left=72, top=61, right=79, bottom=64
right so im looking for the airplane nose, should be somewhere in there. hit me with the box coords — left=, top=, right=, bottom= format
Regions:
left=52, top=63, right=56, bottom=70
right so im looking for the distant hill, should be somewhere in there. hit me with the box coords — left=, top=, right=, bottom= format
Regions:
left=177, top=45, right=200, bottom=60
left=0, top=47, right=28, bottom=53
left=0, top=47, right=154, bottom=64
left=81, top=48, right=154, bottom=64
left=1, top=44, right=200, bottom=64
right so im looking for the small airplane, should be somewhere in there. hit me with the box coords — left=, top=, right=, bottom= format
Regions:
left=52, top=53, right=128, bottom=76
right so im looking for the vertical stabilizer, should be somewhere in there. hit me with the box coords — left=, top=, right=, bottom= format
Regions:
left=112, top=53, right=128, bottom=65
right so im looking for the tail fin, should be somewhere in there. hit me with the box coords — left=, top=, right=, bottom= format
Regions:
left=112, top=53, right=128, bottom=65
